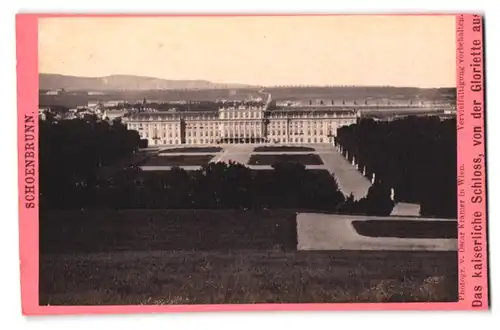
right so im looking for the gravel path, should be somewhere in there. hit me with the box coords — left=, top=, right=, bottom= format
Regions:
left=296, top=213, right=457, bottom=251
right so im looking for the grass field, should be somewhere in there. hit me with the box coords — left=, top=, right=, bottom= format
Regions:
left=39, top=209, right=459, bottom=305
left=140, top=155, right=214, bottom=166
left=253, top=146, right=316, bottom=152
left=248, top=154, right=324, bottom=166
left=98, top=151, right=153, bottom=178
left=352, top=220, right=458, bottom=239
left=160, top=147, right=223, bottom=153
left=39, top=250, right=458, bottom=305
left=40, top=210, right=298, bottom=254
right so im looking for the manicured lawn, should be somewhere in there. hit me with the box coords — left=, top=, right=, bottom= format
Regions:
left=248, top=153, right=324, bottom=165
left=39, top=209, right=458, bottom=305
left=40, top=210, right=298, bottom=254
left=352, top=220, right=458, bottom=239
left=141, top=155, right=214, bottom=166
left=253, top=146, right=316, bottom=152
left=39, top=250, right=458, bottom=305
left=160, top=147, right=222, bottom=154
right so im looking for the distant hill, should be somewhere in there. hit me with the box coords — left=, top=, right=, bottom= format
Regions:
left=39, top=74, right=257, bottom=91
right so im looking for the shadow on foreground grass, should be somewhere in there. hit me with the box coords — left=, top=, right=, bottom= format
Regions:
left=40, top=250, right=458, bottom=305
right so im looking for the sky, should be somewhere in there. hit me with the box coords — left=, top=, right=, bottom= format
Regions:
left=38, top=15, right=457, bottom=88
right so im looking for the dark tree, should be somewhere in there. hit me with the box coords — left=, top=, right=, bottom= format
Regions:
left=335, top=116, right=457, bottom=218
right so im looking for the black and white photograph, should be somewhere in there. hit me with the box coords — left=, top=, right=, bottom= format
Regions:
left=37, top=15, right=460, bottom=306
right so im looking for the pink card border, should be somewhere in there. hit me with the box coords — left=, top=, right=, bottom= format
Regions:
left=17, top=13, right=489, bottom=315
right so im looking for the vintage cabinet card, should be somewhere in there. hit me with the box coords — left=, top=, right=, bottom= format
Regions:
left=16, top=13, right=488, bottom=314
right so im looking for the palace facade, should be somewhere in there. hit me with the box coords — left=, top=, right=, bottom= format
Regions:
left=125, top=105, right=359, bottom=145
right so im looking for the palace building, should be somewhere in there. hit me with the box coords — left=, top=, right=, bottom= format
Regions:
left=125, top=104, right=359, bottom=145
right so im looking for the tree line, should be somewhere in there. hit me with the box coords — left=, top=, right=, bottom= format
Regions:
left=335, top=116, right=457, bottom=218
left=39, top=118, right=142, bottom=210
left=40, top=118, right=394, bottom=215
left=42, top=161, right=395, bottom=215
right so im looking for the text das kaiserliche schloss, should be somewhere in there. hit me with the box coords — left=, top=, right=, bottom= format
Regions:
left=457, top=15, right=485, bottom=307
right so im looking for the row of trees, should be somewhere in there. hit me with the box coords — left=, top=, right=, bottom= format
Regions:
left=40, top=118, right=143, bottom=210
left=42, top=160, right=394, bottom=215
left=40, top=118, right=396, bottom=215
left=335, top=116, right=457, bottom=218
